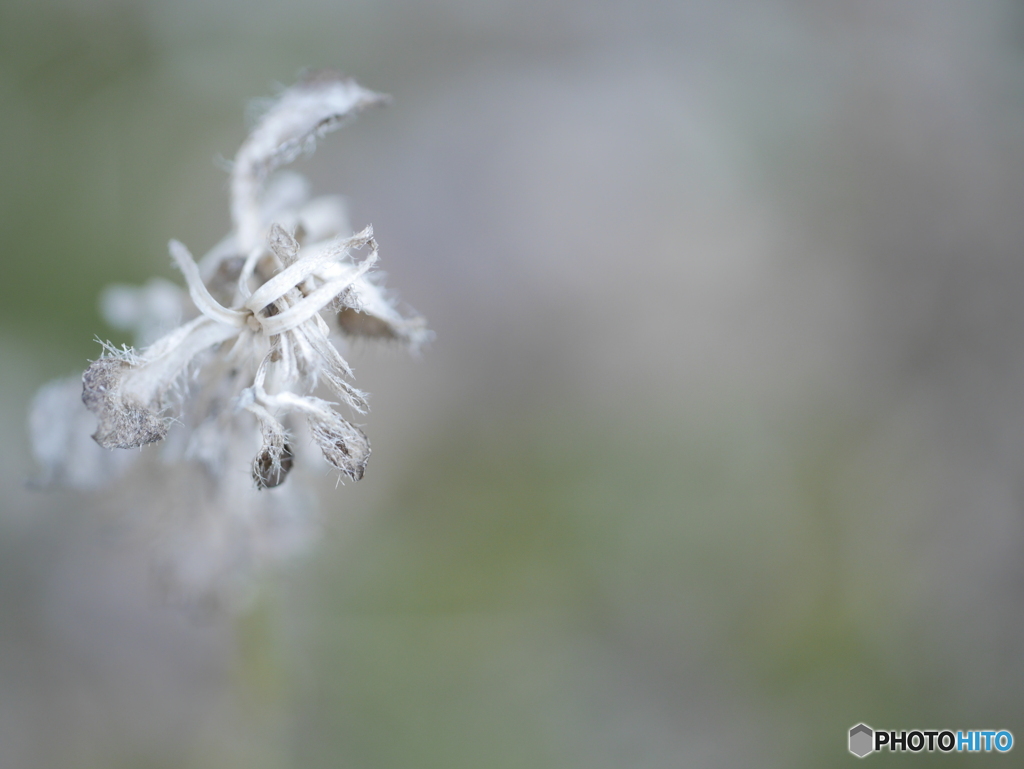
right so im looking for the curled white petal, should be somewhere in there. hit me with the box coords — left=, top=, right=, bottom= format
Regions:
left=169, top=240, right=248, bottom=328
left=124, top=316, right=241, bottom=405
left=244, top=250, right=338, bottom=313
left=236, top=245, right=266, bottom=302
left=259, top=267, right=375, bottom=336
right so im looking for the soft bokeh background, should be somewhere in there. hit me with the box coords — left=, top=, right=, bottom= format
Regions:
left=4, top=0, right=1024, bottom=766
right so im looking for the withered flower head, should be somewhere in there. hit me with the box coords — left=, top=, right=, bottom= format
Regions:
left=29, top=72, right=429, bottom=604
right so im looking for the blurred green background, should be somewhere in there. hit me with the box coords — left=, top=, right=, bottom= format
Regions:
left=4, top=0, right=1024, bottom=766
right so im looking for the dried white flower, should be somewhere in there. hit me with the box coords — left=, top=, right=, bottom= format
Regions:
left=29, top=72, right=429, bottom=604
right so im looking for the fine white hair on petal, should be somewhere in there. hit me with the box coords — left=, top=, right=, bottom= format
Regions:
left=258, top=390, right=370, bottom=482
left=123, top=317, right=241, bottom=405
left=82, top=357, right=169, bottom=449
left=231, top=71, right=389, bottom=251
left=256, top=252, right=378, bottom=335
left=337, top=271, right=433, bottom=352
left=242, top=229, right=372, bottom=315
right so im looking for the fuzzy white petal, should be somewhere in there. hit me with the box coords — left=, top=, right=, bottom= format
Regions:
left=169, top=240, right=248, bottom=328
left=231, top=73, right=388, bottom=250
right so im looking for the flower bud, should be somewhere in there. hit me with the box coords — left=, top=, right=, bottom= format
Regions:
left=253, top=442, right=294, bottom=490
left=309, top=413, right=370, bottom=481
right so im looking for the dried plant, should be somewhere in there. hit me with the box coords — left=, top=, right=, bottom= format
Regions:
left=29, top=72, right=429, bottom=604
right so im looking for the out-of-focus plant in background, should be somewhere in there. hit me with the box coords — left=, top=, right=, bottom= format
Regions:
left=4, top=0, right=1024, bottom=767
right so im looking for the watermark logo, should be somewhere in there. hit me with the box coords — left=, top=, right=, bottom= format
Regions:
left=849, top=724, right=873, bottom=758
left=848, top=724, right=1013, bottom=757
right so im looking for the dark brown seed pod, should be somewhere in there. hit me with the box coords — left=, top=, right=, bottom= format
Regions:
left=253, top=443, right=294, bottom=489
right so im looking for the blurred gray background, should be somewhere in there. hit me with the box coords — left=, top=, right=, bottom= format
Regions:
left=4, top=0, right=1024, bottom=766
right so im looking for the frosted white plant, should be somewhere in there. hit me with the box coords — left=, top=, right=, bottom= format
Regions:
left=29, top=72, right=429, bottom=604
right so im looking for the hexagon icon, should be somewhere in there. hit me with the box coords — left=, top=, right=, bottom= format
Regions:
left=849, top=724, right=874, bottom=758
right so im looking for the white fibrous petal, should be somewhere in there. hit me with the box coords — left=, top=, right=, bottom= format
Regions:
left=243, top=226, right=376, bottom=318
left=259, top=268, right=375, bottom=336
left=231, top=72, right=389, bottom=251
left=337, top=272, right=432, bottom=351
left=141, top=317, right=241, bottom=387
left=82, top=314, right=242, bottom=450
left=302, top=325, right=370, bottom=412
left=168, top=240, right=248, bottom=329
